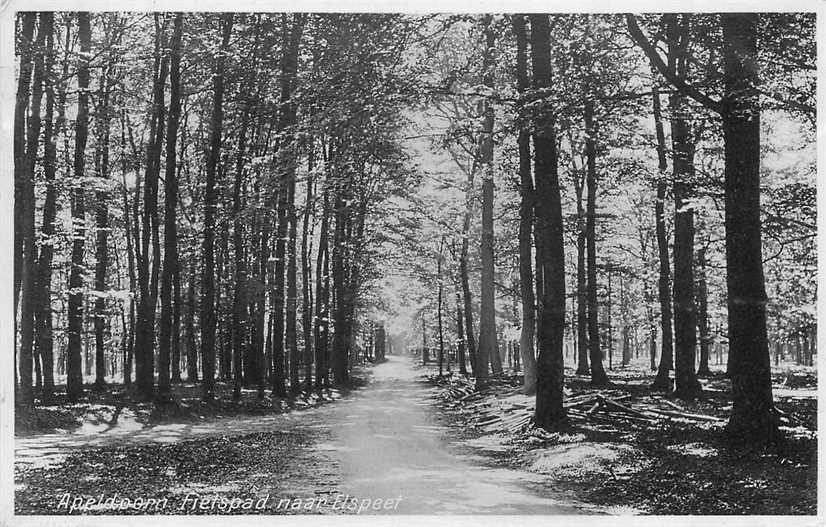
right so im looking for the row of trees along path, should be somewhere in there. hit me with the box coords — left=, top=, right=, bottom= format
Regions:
left=14, top=13, right=815, bottom=447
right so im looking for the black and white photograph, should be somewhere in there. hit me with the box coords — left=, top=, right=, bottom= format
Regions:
left=5, top=4, right=820, bottom=520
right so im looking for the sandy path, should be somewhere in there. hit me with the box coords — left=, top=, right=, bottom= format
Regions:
left=16, top=355, right=585, bottom=514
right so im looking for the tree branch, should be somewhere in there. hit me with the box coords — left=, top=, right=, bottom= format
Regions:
left=625, top=14, right=723, bottom=114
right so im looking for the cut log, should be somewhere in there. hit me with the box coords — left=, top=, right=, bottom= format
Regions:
left=643, top=407, right=723, bottom=422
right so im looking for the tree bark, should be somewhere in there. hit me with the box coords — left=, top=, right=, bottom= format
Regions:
left=14, top=13, right=36, bottom=327
left=284, top=16, right=305, bottom=394
left=696, top=241, right=712, bottom=377
left=668, top=17, right=701, bottom=400
left=437, top=238, right=445, bottom=376
left=651, top=81, right=674, bottom=391
left=721, top=13, right=778, bottom=442
left=200, top=13, right=233, bottom=401
left=231, top=106, right=251, bottom=401
left=185, top=260, right=198, bottom=382
left=18, top=13, right=48, bottom=405
left=530, top=14, right=567, bottom=429
left=66, top=12, right=92, bottom=402
left=301, top=142, right=315, bottom=391
left=455, top=286, right=467, bottom=374
left=134, top=15, right=169, bottom=400
left=573, top=157, right=589, bottom=375
left=120, top=113, right=136, bottom=386
left=671, top=136, right=701, bottom=396
left=460, top=180, right=477, bottom=376
left=158, top=13, right=183, bottom=401
left=35, top=12, right=59, bottom=400
left=314, top=181, right=331, bottom=392
left=93, top=19, right=117, bottom=391
left=584, top=98, right=608, bottom=387
left=476, top=14, right=498, bottom=388
left=330, top=189, right=350, bottom=385
left=512, top=14, right=537, bottom=394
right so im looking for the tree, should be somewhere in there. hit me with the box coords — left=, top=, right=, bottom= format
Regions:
left=530, top=14, right=567, bottom=429
left=475, top=14, right=497, bottom=388
left=14, top=13, right=36, bottom=331
left=158, top=13, right=184, bottom=402
left=627, top=12, right=779, bottom=442
left=200, top=13, right=234, bottom=401
left=34, top=12, right=59, bottom=400
left=583, top=97, right=608, bottom=387
left=650, top=78, right=674, bottom=392
left=284, top=14, right=306, bottom=394
left=66, top=12, right=92, bottom=402
left=512, top=14, right=537, bottom=395
left=661, top=15, right=702, bottom=400
left=719, top=13, right=776, bottom=442
left=133, top=15, right=170, bottom=399
left=92, top=14, right=121, bottom=392
left=17, top=12, right=48, bottom=405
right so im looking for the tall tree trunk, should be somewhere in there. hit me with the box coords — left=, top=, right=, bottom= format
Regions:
left=314, top=182, right=331, bottom=393
left=460, top=180, right=477, bottom=376
left=584, top=98, right=608, bottom=387
left=35, top=12, right=58, bottom=400
left=512, top=14, right=537, bottom=394
left=200, top=13, right=233, bottom=401
left=186, top=260, right=198, bottom=382
left=668, top=17, right=701, bottom=399
left=301, top=142, right=315, bottom=391
left=573, top=161, right=589, bottom=375
left=14, top=13, right=36, bottom=328
left=696, top=241, right=712, bottom=377
left=93, top=23, right=115, bottom=391
left=476, top=14, right=498, bottom=388
left=120, top=115, right=136, bottom=386
left=231, top=107, right=251, bottom=401
left=721, top=13, right=777, bottom=442
left=217, top=221, right=231, bottom=381
left=158, top=13, right=183, bottom=401
left=455, top=286, right=467, bottom=374
left=272, top=179, right=287, bottom=396
left=530, top=14, right=567, bottom=429
left=670, top=94, right=701, bottom=399
left=253, top=129, right=272, bottom=400
left=330, top=189, right=350, bottom=385
left=134, top=15, right=169, bottom=400
left=66, top=12, right=92, bottom=402
left=172, top=257, right=183, bottom=382
left=283, top=16, right=305, bottom=394
left=287, top=173, right=300, bottom=393
left=271, top=14, right=304, bottom=396
left=651, top=81, right=674, bottom=391
left=28, top=43, right=43, bottom=390
left=437, top=239, right=445, bottom=377
left=18, top=13, right=48, bottom=405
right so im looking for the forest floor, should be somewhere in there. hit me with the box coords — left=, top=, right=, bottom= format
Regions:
left=427, top=359, right=817, bottom=515
left=14, top=356, right=592, bottom=515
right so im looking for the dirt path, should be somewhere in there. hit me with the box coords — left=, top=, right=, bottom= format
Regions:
left=318, top=355, right=584, bottom=514
left=16, top=355, right=587, bottom=514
